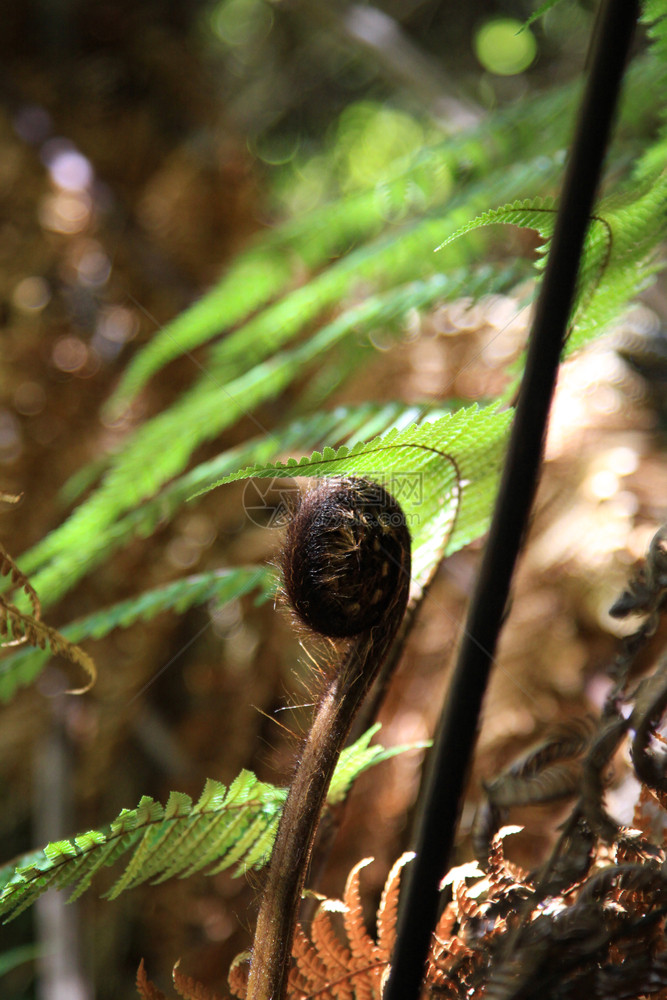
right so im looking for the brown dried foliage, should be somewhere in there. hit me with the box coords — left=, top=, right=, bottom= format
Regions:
left=0, top=538, right=96, bottom=693
left=137, top=958, right=227, bottom=1000
left=0, top=537, right=41, bottom=625
left=0, top=498, right=95, bottom=690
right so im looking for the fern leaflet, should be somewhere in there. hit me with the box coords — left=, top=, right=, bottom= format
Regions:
left=22, top=404, right=417, bottom=618
left=440, top=177, right=667, bottom=357
left=18, top=261, right=518, bottom=612
left=109, top=47, right=662, bottom=410
left=195, top=405, right=513, bottom=589
left=0, top=725, right=426, bottom=921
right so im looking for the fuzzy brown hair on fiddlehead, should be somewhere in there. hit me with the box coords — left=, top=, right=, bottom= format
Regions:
left=246, top=476, right=411, bottom=1000
left=282, top=476, right=411, bottom=638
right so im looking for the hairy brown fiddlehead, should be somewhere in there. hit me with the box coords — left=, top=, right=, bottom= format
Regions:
left=246, top=477, right=411, bottom=1000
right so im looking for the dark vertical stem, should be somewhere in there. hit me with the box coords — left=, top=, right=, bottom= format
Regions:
left=383, top=2, right=640, bottom=998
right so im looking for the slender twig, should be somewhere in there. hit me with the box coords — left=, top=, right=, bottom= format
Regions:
left=383, top=2, right=640, bottom=998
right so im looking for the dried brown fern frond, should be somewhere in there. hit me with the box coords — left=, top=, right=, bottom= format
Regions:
left=0, top=536, right=96, bottom=693
left=474, top=719, right=594, bottom=862
left=229, top=854, right=415, bottom=1000
left=288, top=857, right=395, bottom=1000
left=0, top=539, right=41, bottom=626
left=173, top=960, right=229, bottom=1000
left=136, top=959, right=228, bottom=1000
left=228, top=841, right=529, bottom=1000
left=131, top=821, right=429, bottom=1000
left=145, top=796, right=667, bottom=1000
left=0, top=595, right=96, bottom=693
left=137, top=959, right=171, bottom=1000
left=375, top=853, right=413, bottom=964
left=608, top=523, right=667, bottom=689
left=610, top=523, right=667, bottom=622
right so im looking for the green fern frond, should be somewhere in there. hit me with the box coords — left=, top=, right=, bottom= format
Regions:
left=437, top=197, right=558, bottom=252
left=440, top=176, right=667, bottom=358
left=0, top=725, right=426, bottom=921
left=637, top=0, right=667, bottom=177
left=105, top=247, right=294, bottom=416
left=18, top=404, right=435, bottom=617
left=106, top=87, right=575, bottom=411
left=149, top=155, right=548, bottom=409
left=108, top=402, right=437, bottom=550
left=0, top=566, right=274, bottom=703
left=523, top=0, right=564, bottom=28
left=19, top=261, right=519, bottom=611
left=199, top=154, right=557, bottom=376
left=566, top=172, right=667, bottom=353
left=106, top=46, right=663, bottom=411
left=327, top=724, right=428, bottom=804
left=198, top=404, right=513, bottom=588
left=0, top=597, right=96, bottom=696
left=12, top=37, right=665, bottom=627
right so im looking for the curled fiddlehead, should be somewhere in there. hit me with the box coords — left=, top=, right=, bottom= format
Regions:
left=246, top=477, right=412, bottom=1000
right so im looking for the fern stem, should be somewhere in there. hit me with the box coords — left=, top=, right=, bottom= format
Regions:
left=246, top=478, right=411, bottom=1000
left=246, top=640, right=371, bottom=1000
left=246, top=638, right=407, bottom=1000
left=384, top=1, right=641, bottom=998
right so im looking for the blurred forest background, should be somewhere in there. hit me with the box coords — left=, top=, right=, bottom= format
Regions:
left=0, top=0, right=666, bottom=998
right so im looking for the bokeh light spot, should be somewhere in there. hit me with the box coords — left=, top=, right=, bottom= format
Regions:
left=14, top=382, right=47, bottom=416
left=584, top=469, right=619, bottom=502
left=52, top=336, right=88, bottom=373
left=96, top=306, right=139, bottom=344
left=42, top=140, right=93, bottom=191
left=77, top=246, right=111, bottom=287
left=474, top=19, right=537, bottom=76
left=210, top=0, right=273, bottom=47
left=12, top=276, right=51, bottom=313
left=336, top=102, right=424, bottom=189
left=39, top=192, right=92, bottom=234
